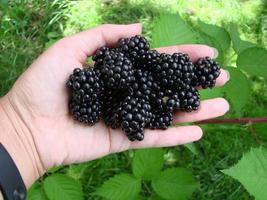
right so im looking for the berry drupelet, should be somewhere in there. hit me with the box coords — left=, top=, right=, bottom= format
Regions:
left=193, top=57, right=221, bottom=89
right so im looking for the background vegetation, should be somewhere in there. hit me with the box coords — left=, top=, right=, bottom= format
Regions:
left=1, top=0, right=267, bottom=200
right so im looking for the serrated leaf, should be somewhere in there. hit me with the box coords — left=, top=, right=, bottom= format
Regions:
left=200, top=67, right=250, bottom=115
left=43, top=174, right=83, bottom=200
left=27, top=183, right=48, bottom=200
left=152, top=168, right=198, bottom=200
left=197, top=31, right=224, bottom=65
left=229, top=23, right=257, bottom=54
left=132, top=148, right=164, bottom=180
left=222, top=67, right=251, bottom=114
left=222, top=147, right=267, bottom=200
left=95, top=173, right=141, bottom=200
left=237, top=47, right=267, bottom=78
left=152, top=13, right=197, bottom=48
left=198, top=20, right=231, bottom=51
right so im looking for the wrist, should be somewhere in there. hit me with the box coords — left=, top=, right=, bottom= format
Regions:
left=0, top=95, right=45, bottom=188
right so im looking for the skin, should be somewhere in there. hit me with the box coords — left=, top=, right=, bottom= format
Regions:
left=0, top=24, right=229, bottom=193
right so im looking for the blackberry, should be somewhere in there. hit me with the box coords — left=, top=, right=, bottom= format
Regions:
left=193, top=57, right=221, bottom=88
left=119, top=35, right=150, bottom=64
left=92, top=46, right=111, bottom=69
left=153, top=53, right=195, bottom=88
left=69, top=98, right=102, bottom=125
left=66, top=68, right=104, bottom=101
left=130, top=70, right=161, bottom=101
left=165, top=92, right=181, bottom=112
left=101, top=51, right=135, bottom=90
left=179, top=85, right=200, bottom=112
left=147, top=111, right=173, bottom=130
left=121, top=96, right=152, bottom=141
left=139, top=49, right=161, bottom=70
left=102, top=90, right=126, bottom=129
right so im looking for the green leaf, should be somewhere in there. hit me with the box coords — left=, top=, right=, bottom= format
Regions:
left=237, top=47, right=267, bottom=78
left=148, top=193, right=165, bottom=200
left=197, top=31, right=224, bottom=65
left=222, top=67, right=251, bottom=114
left=132, top=148, right=164, bottom=180
left=222, top=147, right=267, bottom=200
left=43, top=174, right=83, bottom=200
left=27, top=183, right=48, bottom=200
left=201, top=67, right=250, bottom=115
left=95, top=173, right=141, bottom=200
left=229, top=23, right=257, bottom=54
left=152, top=168, right=198, bottom=200
left=184, top=143, right=198, bottom=155
left=198, top=20, right=231, bottom=51
left=199, top=86, right=223, bottom=100
left=152, top=13, right=197, bottom=48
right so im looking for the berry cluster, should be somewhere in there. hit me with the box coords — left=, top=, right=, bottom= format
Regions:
left=67, top=35, right=221, bottom=141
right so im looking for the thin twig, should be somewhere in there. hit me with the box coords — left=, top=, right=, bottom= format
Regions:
left=195, top=117, right=267, bottom=125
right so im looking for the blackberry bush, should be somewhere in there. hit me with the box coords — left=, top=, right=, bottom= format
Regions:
left=66, top=35, right=220, bottom=141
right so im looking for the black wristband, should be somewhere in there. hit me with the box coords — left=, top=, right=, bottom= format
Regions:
left=0, top=143, right=26, bottom=200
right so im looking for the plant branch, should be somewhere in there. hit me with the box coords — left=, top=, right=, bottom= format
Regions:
left=195, top=117, right=267, bottom=125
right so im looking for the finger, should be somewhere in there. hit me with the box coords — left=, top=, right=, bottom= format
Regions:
left=109, top=126, right=202, bottom=153
left=215, top=69, right=230, bottom=87
left=156, top=44, right=217, bottom=62
left=130, top=126, right=203, bottom=149
left=54, top=24, right=142, bottom=63
left=173, top=98, right=229, bottom=123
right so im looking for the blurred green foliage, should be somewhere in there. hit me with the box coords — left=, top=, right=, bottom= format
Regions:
left=1, top=0, right=267, bottom=200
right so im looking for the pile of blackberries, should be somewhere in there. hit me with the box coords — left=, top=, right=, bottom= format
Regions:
left=66, top=35, right=220, bottom=141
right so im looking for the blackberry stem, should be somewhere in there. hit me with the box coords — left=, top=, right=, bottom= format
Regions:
left=195, top=117, right=267, bottom=125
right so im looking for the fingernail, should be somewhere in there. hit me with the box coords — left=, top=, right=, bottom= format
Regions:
left=225, top=70, right=230, bottom=82
left=211, top=47, right=219, bottom=59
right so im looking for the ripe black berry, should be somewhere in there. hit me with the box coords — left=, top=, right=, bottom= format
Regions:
left=147, top=111, right=173, bottom=130
left=102, top=90, right=126, bottom=129
left=179, top=85, right=200, bottom=112
left=193, top=57, right=221, bottom=88
left=101, top=51, right=135, bottom=90
left=152, top=53, right=195, bottom=89
left=139, top=49, right=161, bottom=70
left=130, top=70, right=161, bottom=101
left=92, top=46, right=111, bottom=70
left=121, top=96, right=152, bottom=141
left=67, top=68, right=104, bottom=101
left=69, top=98, right=102, bottom=125
left=119, top=35, right=150, bottom=64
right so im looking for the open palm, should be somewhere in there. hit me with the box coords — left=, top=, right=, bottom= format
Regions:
left=6, top=24, right=229, bottom=170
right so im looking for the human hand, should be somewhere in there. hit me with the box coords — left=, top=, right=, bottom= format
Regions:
left=0, top=24, right=229, bottom=187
